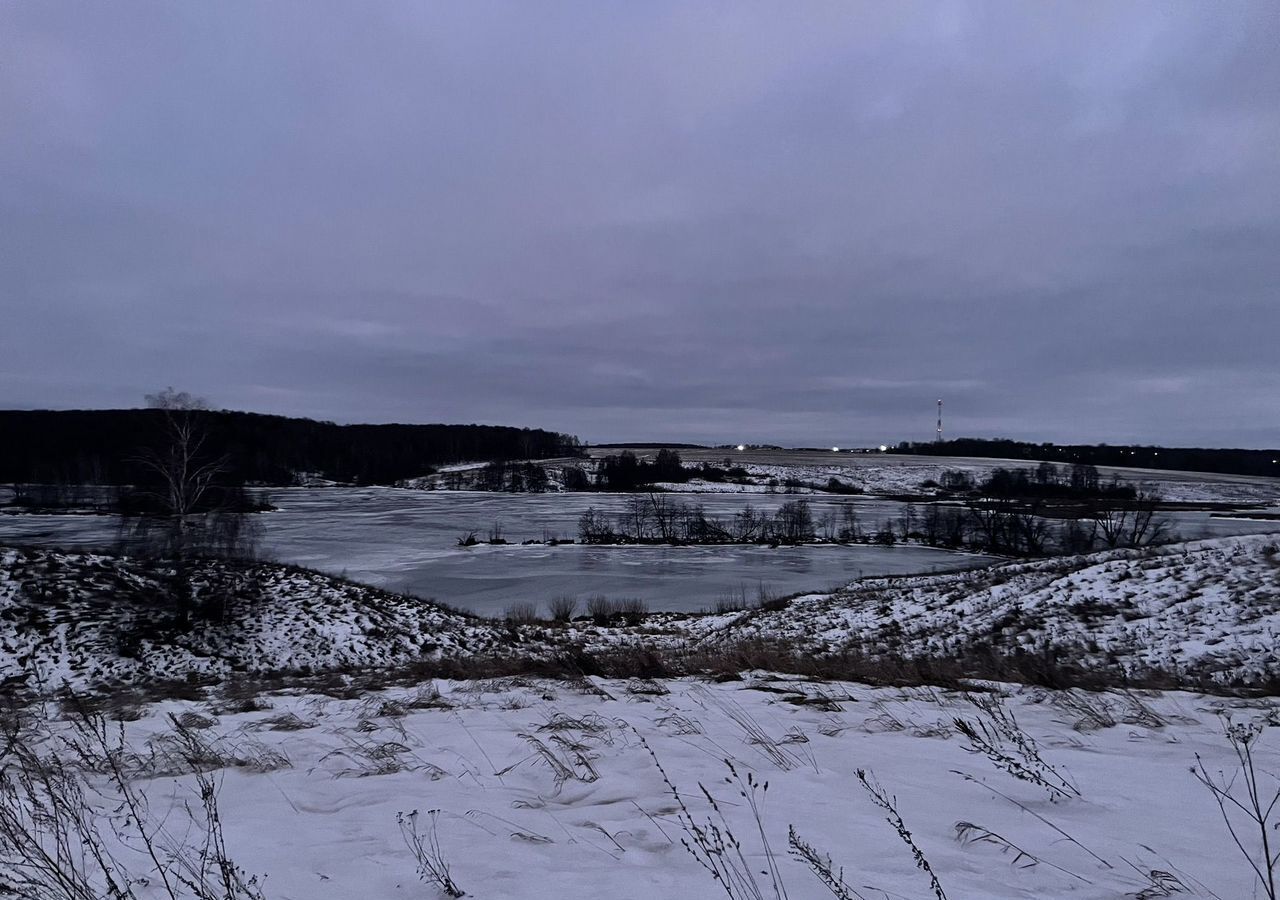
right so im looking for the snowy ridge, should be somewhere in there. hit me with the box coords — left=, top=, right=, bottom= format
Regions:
left=2, top=533, right=1278, bottom=694
left=0, top=549, right=508, bottom=690
left=660, top=532, right=1280, bottom=687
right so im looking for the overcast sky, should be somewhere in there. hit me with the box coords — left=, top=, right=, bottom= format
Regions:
left=3, top=3, right=1277, bottom=447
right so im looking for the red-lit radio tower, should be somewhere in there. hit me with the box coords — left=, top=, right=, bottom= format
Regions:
left=936, top=399, right=943, bottom=443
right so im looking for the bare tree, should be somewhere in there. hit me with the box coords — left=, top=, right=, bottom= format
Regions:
left=733, top=504, right=765, bottom=542
left=966, top=499, right=1016, bottom=553
left=1058, top=515, right=1097, bottom=554
left=897, top=503, right=917, bottom=541
left=122, top=391, right=262, bottom=626
left=774, top=500, right=815, bottom=543
left=838, top=504, right=860, bottom=542
left=132, top=388, right=229, bottom=561
left=649, top=492, right=678, bottom=542
left=1012, top=502, right=1051, bottom=556
left=625, top=494, right=652, bottom=541
left=920, top=503, right=942, bottom=545
left=1091, top=489, right=1168, bottom=549
left=1069, top=463, right=1099, bottom=493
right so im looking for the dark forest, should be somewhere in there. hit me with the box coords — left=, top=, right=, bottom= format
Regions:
left=0, top=409, right=582, bottom=486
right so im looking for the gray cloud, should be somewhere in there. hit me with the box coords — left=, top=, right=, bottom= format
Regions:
left=3, top=2, right=1278, bottom=446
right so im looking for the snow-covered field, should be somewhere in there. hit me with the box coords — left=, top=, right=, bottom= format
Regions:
left=418, top=449, right=1280, bottom=504
left=595, top=447, right=1280, bottom=505
left=5, top=676, right=1278, bottom=899
left=746, top=461, right=1280, bottom=505
left=709, top=461, right=1277, bottom=506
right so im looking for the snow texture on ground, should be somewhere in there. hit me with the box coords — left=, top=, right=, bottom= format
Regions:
left=652, top=533, right=1280, bottom=688
left=0, top=549, right=501, bottom=690
left=9, top=677, right=1280, bottom=899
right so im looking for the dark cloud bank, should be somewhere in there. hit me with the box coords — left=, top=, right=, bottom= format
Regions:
left=3, top=2, right=1277, bottom=447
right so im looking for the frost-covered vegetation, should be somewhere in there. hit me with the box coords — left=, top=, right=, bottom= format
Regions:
left=1, top=676, right=1277, bottom=899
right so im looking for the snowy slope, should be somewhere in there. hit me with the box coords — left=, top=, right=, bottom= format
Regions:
left=0, top=549, right=510, bottom=690
left=2, top=534, right=1278, bottom=694
left=655, top=533, right=1280, bottom=688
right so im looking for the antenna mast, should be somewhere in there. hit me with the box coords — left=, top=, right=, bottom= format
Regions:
left=936, top=399, right=943, bottom=443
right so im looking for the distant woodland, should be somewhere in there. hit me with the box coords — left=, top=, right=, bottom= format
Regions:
left=896, top=438, right=1280, bottom=479
left=0, top=409, right=582, bottom=487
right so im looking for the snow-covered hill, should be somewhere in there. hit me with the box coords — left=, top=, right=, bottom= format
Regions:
left=661, top=533, right=1280, bottom=689
left=2, top=533, right=1278, bottom=695
left=0, top=548, right=509, bottom=691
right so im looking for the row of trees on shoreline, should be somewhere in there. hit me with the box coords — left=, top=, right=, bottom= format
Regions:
left=574, top=493, right=1170, bottom=556
left=578, top=496, right=827, bottom=546
left=441, top=450, right=753, bottom=493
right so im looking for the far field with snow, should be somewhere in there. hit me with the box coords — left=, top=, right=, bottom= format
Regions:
left=597, top=446, right=1280, bottom=505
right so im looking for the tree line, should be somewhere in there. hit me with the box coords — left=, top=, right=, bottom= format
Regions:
left=443, top=450, right=752, bottom=493
left=577, top=496, right=830, bottom=545
left=897, top=438, right=1279, bottom=479
left=0, top=408, right=582, bottom=487
left=575, top=492, right=1169, bottom=555
left=929, top=462, right=1137, bottom=502
left=917, top=463, right=1170, bottom=554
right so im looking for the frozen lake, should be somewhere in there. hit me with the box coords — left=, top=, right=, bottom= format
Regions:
left=1, top=488, right=1273, bottom=615
left=0, top=488, right=996, bottom=614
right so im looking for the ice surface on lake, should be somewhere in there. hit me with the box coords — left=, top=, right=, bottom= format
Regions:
left=0, top=487, right=1272, bottom=614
